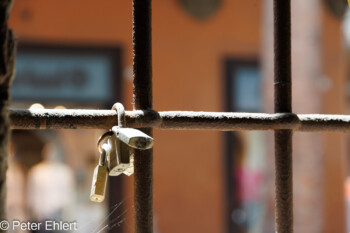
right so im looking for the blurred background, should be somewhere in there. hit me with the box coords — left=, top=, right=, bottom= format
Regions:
left=5, top=0, right=350, bottom=232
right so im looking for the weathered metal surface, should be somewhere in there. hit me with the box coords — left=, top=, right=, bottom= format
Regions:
left=10, top=109, right=119, bottom=129
left=0, top=0, right=15, bottom=226
left=10, top=109, right=350, bottom=132
left=274, top=0, right=293, bottom=232
left=132, top=0, right=154, bottom=232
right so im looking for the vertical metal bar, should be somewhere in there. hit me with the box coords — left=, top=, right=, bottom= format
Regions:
left=273, top=0, right=293, bottom=232
left=132, top=1, right=153, bottom=233
left=0, top=0, right=15, bottom=226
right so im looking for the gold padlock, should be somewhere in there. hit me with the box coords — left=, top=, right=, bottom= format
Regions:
left=90, top=144, right=109, bottom=202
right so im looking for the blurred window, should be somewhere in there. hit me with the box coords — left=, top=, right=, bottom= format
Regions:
left=232, top=68, right=261, bottom=112
left=11, top=44, right=121, bottom=107
left=225, top=59, right=268, bottom=233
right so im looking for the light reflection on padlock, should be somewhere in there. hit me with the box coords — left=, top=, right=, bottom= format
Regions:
left=107, top=135, right=133, bottom=176
left=90, top=144, right=108, bottom=202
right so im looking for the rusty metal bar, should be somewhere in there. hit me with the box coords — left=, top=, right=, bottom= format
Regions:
left=10, top=109, right=350, bottom=132
left=274, top=0, right=293, bottom=232
left=132, top=0, right=153, bottom=233
left=0, top=0, right=15, bottom=224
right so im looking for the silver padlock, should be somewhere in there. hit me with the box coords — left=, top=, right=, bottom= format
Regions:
left=107, top=135, right=133, bottom=176
left=90, top=144, right=109, bottom=202
left=107, top=102, right=154, bottom=176
left=112, top=126, right=154, bottom=150
left=112, top=102, right=153, bottom=150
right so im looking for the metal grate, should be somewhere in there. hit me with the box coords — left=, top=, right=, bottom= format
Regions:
left=7, top=0, right=339, bottom=232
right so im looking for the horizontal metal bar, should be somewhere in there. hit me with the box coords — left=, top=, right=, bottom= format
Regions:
left=9, top=108, right=350, bottom=132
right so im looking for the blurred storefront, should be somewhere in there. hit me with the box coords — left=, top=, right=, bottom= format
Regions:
left=6, top=0, right=350, bottom=233
left=8, top=43, right=124, bottom=232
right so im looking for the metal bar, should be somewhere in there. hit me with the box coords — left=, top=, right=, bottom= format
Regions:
left=274, top=0, right=293, bottom=232
left=0, top=0, right=15, bottom=225
left=10, top=109, right=350, bottom=132
left=132, top=0, right=153, bottom=233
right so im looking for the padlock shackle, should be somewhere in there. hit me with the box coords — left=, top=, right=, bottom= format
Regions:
left=112, top=102, right=126, bottom=128
left=99, top=144, right=109, bottom=166
left=97, top=130, right=114, bottom=153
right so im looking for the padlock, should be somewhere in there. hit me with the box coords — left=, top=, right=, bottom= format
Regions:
left=108, top=127, right=153, bottom=176
left=112, top=126, right=154, bottom=150
left=90, top=144, right=109, bottom=202
left=106, top=102, right=154, bottom=176
left=123, top=152, right=134, bottom=176
left=107, top=135, right=132, bottom=176
left=112, top=102, right=154, bottom=150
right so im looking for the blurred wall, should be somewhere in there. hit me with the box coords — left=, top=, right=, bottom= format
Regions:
left=321, top=5, right=348, bottom=233
left=262, top=1, right=348, bottom=233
